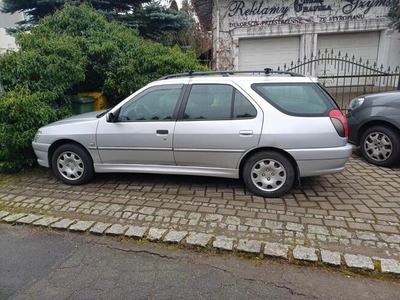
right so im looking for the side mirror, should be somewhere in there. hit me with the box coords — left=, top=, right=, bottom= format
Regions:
left=106, top=108, right=120, bottom=123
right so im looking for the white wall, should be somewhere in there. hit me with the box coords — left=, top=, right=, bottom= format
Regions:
left=0, top=0, right=24, bottom=52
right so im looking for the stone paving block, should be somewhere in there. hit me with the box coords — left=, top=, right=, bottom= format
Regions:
left=106, top=224, right=129, bottom=235
left=16, top=214, right=42, bottom=224
left=205, top=214, right=223, bottom=222
left=213, top=236, right=235, bottom=251
left=226, top=216, right=241, bottom=225
left=69, top=220, right=95, bottom=232
left=331, top=228, right=352, bottom=239
left=263, top=242, right=289, bottom=259
left=308, top=225, right=329, bottom=235
left=90, top=222, right=112, bottom=234
left=51, top=218, right=75, bottom=229
left=237, top=239, right=262, bottom=254
left=293, top=246, right=318, bottom=262
left=344, top=254, right=374, bottom=270
left=265, top=220, right=283, bottom=230
left=125, top=226, right=148, bottom=239
left=0, top=211, right=10, bottom=219
left=356, top=231, right=379, bottom=241
left=163, top=230, right=188, bottom=243
left=379, top=259, right=400, bottom=274
left=139, top=207, right=156, bottom=215
left=186, top=233, right=214, bottom=247
left=3, top=213, right=27, bottom=223
left=155, top=209, right=173, bottom=217
left=33, top=216, right=60, bottom=227
left=147, top=228, right=168, bottom=241
left=321, top=249, right=341, bottom=266
left=380, top=233, right=400, bottom=243
left=286, top=223, right=304, bottom=232
left=188, top=212, right=202, bottom=220
left=244, top=218, right=262, bottom=227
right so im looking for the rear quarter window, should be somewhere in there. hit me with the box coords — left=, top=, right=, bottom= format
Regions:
left=251, top=83, right=335, bottom=117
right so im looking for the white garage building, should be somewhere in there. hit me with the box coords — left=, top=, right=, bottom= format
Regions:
left=194, top=0, right=400, bottom=73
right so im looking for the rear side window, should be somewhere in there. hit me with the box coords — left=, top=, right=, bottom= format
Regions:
left=252, top=83, right=334, bottom=116
left=183, top=84, right=257, bottom=120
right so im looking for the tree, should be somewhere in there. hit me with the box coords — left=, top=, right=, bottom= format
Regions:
left=117, top=1, right=191, bottom=39
left=1, top=0, right=191, bottom=37
left=389, top=5, right=400, bottom=31
left=155, top=0, right=212, bottom=65
left=0, top=4, right=208, bottom=173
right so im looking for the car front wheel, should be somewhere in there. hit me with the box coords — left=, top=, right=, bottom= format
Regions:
left=243, top=151, right=295, bottom=198
left=51, top=143, right=94, bottom=185
left=360, top=126, right=400, bottom=167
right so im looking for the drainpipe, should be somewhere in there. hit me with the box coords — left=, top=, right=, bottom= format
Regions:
left=215, top=0, right=220, bottom=70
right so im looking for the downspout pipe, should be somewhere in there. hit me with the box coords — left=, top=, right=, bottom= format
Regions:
left=215, top=0, right=220, bottom=70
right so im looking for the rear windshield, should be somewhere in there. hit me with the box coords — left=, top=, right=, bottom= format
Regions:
left=251, top=83, right=335, bottom=117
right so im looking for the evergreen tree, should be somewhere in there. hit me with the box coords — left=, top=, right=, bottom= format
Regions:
left=156, top=0, right=212, bottom=65
left=1, top=0, right=190, bottom=37
left=389, top=5, right=400, bottom=31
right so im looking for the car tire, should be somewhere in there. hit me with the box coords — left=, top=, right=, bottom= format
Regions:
left=51, top=143, right=94, bottom=185
left=243, top=151, right=295, bottom=198
left=360, top=125, right=400, bottom=167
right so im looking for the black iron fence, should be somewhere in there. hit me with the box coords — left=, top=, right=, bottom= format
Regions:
left=278, top=49, right=400, bottom=110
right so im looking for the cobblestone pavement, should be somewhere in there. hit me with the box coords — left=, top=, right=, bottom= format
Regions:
left=1, top=150, right=400, bottom=274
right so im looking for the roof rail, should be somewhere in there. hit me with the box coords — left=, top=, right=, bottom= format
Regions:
left=158, top=68, right=304, bottom=80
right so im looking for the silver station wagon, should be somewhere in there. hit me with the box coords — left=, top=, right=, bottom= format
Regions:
left=32, top=70, right=352, bottom=198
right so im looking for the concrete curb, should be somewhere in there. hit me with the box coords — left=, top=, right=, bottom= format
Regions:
left=1, top=210, right=400, bottom=276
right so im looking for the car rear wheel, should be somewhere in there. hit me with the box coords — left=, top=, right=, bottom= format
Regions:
left=51, top=143, right=94, bottom=185
left=360, top=126, right=400, bottom=167
left=243, top=151, right=295, bottom=198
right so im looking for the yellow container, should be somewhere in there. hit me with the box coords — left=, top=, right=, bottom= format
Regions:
left=78, top=92, right=109, bottom=111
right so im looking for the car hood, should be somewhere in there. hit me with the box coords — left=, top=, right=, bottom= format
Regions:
left=43, top=110, right=105, bottom=128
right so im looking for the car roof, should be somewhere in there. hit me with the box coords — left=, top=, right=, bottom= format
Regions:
left=153, top=70, right=318, bottom=86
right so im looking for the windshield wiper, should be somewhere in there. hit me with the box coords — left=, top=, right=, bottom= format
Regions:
left=96, top=108, right=111, bottom=118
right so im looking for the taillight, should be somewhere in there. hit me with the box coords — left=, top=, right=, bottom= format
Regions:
left=329, top=109, right=348, bottom=138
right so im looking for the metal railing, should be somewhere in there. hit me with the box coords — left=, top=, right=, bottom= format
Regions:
left=278, top=49, right=400, bottom=110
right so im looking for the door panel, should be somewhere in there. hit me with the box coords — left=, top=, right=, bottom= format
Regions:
left=96, top=119, right=176, bottom=164
left=96, top=85, right=183, bottom=165
left=173, top=84, right=263, bottom=169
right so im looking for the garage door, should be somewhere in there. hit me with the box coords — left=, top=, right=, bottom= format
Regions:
left=317, top=32, right=380, bottom=63
left=239, top=37, right=300, bottom=71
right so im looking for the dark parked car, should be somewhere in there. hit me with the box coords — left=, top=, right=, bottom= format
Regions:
left=346, top=91, right=400, bottom=167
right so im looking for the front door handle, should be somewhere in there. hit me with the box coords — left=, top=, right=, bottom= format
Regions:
left=239, top=130, right=253, bottom=136
left=156, top=129, right=169, bottom=135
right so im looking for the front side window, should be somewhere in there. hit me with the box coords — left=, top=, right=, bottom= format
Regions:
left=118, top=85, right=182, bottom=121
left=252, top=83, right=333, bottom=116
left=183, top=84, right=257, bottom=120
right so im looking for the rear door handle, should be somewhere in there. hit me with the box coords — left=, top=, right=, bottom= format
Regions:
left=239, top=130, right=253, bottom=136
left=156, top=130, right=169, bottom=135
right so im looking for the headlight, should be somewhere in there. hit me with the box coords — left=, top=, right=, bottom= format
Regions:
left=348, top=97, right=364, bottom=111
left=33, top=131, right=42, bottom=142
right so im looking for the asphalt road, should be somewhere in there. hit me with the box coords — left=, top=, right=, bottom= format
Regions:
left=1, top=223, right=399, bottom=300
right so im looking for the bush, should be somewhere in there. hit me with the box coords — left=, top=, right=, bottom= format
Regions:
left=0, top=88, right=72, bottom=173
left=0, top=4, right=208, bottom=173
left=0, top=32, right=85, bottom=96
left=33, top=4, right=208, bottom=105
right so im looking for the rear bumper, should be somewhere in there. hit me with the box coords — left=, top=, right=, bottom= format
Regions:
left=32, top=142, right=50, bottom=168
left=286, top=143, right=353, bottom=177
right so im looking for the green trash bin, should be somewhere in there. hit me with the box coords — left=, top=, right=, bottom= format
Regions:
left=70, top=96, right=95, bottom=115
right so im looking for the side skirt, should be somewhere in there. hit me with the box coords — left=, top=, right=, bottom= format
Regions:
left=94, top=164, right=239, bottom=179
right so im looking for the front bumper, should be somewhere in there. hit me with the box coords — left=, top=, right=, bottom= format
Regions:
left=32, top=142, right=50, bottom=168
